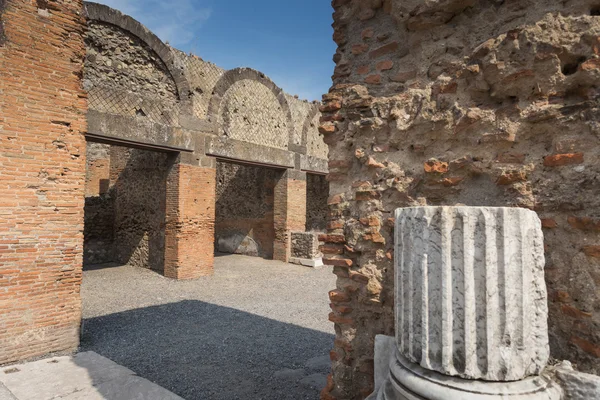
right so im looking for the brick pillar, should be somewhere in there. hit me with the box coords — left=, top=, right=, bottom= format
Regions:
left=0, top=0, right=87, bottom=363
left=164, top=160, right=216, bottom=279
left=273, top=170, right=307, bottom=262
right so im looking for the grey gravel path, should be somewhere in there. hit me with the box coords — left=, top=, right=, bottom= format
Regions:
left=80, top=254, right=336, bottom=400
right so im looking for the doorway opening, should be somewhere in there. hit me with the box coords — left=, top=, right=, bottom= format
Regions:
left=214, top=159, right=283, bottom=259
left=83, top=142, right=173, bottom=273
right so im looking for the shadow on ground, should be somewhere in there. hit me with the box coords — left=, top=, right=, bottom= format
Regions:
left=79, top=300, right=334, bottom=400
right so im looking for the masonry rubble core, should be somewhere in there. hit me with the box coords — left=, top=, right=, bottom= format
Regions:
left=0, top=0, right=328, bottom=365
left=1, top=0, right=600, bottom=398
left=320, top=1, right=600, bottom=399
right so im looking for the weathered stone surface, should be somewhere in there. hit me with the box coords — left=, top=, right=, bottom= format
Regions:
left=395, top=206, right=549, bottom=381
left=111, top=147, right=170, bottom=272
left=555, top=362, right=600, bottom=400
left=306, top=173, right=329, bottom=232
left=0, top=383, right=17, bottom=400
left=217, top=233, right=260, bottom=257
left=369, top=335, right=396, bottom=399
left=372, top=352, right=562, bottom=400
left=206, top=136, right=295, bottom=169
left=291, top=232, right=322, bottom=259
left=0, top=352, right=184, bottom=400
left=215, top=161, right=278, bottom=259
left=323, top=2, right=600, bottom=396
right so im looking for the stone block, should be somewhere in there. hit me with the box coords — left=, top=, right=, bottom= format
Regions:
left=291, top=232, right=321, bottom=259
left=555, top=362, right=600, bottom=400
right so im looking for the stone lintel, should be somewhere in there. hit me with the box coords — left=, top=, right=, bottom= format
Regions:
left=205, top=136, right=295, bottom=169
left=300, top=155, right=328, bottom=174
left=86, top=110, right=194, bottom=152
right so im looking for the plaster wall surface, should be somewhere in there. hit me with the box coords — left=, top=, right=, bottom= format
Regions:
left=321, top=1, right=600, bottom=398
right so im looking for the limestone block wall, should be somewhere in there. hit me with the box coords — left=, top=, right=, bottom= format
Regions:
left=215, top=161, right=278, bottom=258
left=321, top=1, right=600, bottom=398
left=0, top=0, right=87, bottom=363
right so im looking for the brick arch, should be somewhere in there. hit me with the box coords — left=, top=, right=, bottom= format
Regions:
left=207, top=68, right=295, bottom=147
left=84, top=1, right=192, bottom=105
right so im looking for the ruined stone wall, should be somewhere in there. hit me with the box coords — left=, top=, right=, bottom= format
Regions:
left=286, top=94, right=315, bottom=147
left=0, top=0, right=87, bottom=363
left=306, top=173, right=329, bottom=232
left=83, top=144, right=171, bottom=271
left=321, top=1, right=600, bottom=398
left=84, top=19, right=180, bottom=126
left=110, top=146, right=171, bottom=272
left=218, top=79, right=290, bottom=150
left=84, top=143, right=114, bottom=265
left=215, top=161, right=277, bottom=258
left=180, top=53, right=225, bottom=119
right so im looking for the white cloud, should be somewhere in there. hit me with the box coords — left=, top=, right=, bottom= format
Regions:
left=93, top=0, right=211, bottom=47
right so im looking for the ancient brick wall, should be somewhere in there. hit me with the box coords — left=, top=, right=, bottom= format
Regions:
left=215, top=161, right=277, bottom=258
left=273, top=170, right=308, bottom=262
left=0, top=0, right=87, bottom=363
left=306, top=173, right=329, bottom=232
left=321, top=1, right=600, bottom=398
left=165, top=163, right=216, bottom=280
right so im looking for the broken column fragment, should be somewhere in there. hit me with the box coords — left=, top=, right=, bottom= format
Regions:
left=369, top=206, right=563, bottom=399
left=395, top=206, right=549, bottom=381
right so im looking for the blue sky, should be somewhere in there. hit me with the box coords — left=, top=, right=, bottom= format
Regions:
left=94, top=0, right=336, bottom=101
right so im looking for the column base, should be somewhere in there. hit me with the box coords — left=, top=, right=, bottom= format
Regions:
left=372, top=350, right=562, bottom=400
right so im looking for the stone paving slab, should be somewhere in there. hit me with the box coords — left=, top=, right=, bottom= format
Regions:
left=0, top=352, right=183, bottom=400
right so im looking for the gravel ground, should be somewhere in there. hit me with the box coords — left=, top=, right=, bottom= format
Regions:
left=80, top=254, right=337, bottom=400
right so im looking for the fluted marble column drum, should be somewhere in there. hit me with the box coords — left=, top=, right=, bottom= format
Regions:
left=395, top=207, right=549, bottom=382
